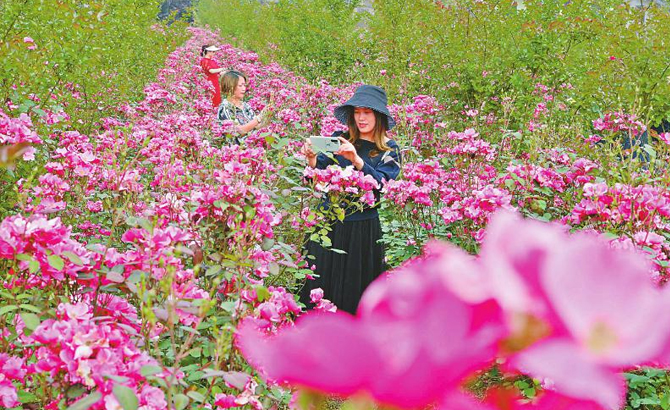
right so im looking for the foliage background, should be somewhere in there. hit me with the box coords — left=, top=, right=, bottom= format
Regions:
left=197, top=0, right=670, bottom=128
left=0, top=0, right=189, bottom=216
left=0, top=0, right=188, bottom=135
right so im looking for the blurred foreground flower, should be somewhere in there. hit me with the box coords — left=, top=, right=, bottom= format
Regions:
left=239, top=211, right=670, bottom=409
left=483, top=212, right=670, bottom=409
left=239, top=242, right=505, bottom=409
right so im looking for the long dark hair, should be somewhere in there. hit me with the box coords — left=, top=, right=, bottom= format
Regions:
left=200, top=45, right=210, bottom=57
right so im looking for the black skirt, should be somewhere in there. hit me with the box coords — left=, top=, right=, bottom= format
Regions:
left=299, top=217, right=386, bottom=314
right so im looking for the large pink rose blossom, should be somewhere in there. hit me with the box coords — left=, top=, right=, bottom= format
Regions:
left=239, top=313, right=383, bottom=396
left=481, top=212, right=670, bottom=409
left=240, top=243, right=505, bottom=409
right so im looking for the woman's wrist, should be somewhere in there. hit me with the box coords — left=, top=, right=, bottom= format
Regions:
left=353, top=156, right=364, bottom=170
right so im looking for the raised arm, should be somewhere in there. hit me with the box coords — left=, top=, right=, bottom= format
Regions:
left=299, top=138, right=335, bottom=169
left=237, top=115, right=262, bottom=134
left=358, top=146, right=401, bottom=185
left=217, top=103, right=262, bottom=135
left=339, top=137, right=402, bottom=185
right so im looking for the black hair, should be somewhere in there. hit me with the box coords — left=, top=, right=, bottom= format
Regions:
left=200, top=45, right=210, bottom=57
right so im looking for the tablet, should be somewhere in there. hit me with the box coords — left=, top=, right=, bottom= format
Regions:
left=310, top=136, right=341, bottom=153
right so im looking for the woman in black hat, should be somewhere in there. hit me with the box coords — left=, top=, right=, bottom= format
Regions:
left=299, top=85, right=402, bottom=314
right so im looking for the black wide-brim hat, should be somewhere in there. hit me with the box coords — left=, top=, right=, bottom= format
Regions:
left=334, top=85, right=396, bottom=130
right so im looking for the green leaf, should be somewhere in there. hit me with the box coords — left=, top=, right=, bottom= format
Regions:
left=179, top=326, right=200, bottom=335
left=15, top=253, right=32, bottom=262
left=661, top=392, right=670, bottom=410
left=636, top=398, right=661, bottom=406
left=140, top=365, right=163, bottom=377
left=17, top=390, right=38, bottom=403
left=29, top=260, right=40, bottom=273
left=255, top=286, right=270, bottom=302
left=106, top=375, right=130, bottom=384
left=126, top=216, right=139, bottom=227
left=200, top=369, right=227, bottom=379
left=213, top=200, right=228, bottom=210
left=111, top=264, right=125, bottom=274
left=66, top=385, right=88, bottom=399
left=244, top=204, right=256, bottom=219
left=261, top=237, right=275, bottom=251
left=186, top=371, right=205, bottom=381
left=138, top=218, right=153, bottom=233
left=19, top=304, right=42, bottom=314
left=645, top=368, right=667, bottom=378
left=63, top=251, right=84, bottom=266
left=206, top=265, right=222, bottom=277
left=112, top=384, right=138, bottom=410
left=127, top=270, right=145, bottom=284
left=625, top=373, right=650, bottom=385
left=187, top=391, right=206, bottom=403
left=602, top=232, right=620, bottom=240
left=32, top=107, right=47, bottom=117
left=515, top=380, right=529, bottom=389
left=219, top=301, right=236, bottom=313
left=643, top=144, right=657, bottom=160
left=268, top=262, right=280, bottom=275
left=20, top=312, right=40, bottom=330
left=106, top=270, right=125, bottom=283
left=173, top=394, right=189, bottom=410
left=86, top=243, right=107, bottom=254
left=66, top=391, right=103, bottom=410
left=655, top=259, right=669, bottom=267
left=47, top=255, right=65, bottom=271
left=0, top=305, right=19, bottom=317
left=222, top=371, right=251, bottom=389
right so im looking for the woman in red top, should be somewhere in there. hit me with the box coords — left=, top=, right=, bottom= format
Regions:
left=200, top=45, right=225, bottom=109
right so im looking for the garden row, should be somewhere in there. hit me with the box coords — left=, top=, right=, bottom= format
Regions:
left=2, top=22, right=670, bottom=410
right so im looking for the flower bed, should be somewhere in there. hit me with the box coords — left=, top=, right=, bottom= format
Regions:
left=1, top=25, right=670, bottom=410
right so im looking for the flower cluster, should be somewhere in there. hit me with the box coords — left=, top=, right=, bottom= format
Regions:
left=0, top=353, right=25, bottom=407
left=0, top=214, right=92, bottom=289
left=442, top=128, right=496, bottom=161
left=28, top=302, right=167, bottom=409
left=309, top=288, right=337, bottom=313
left=241, top=286, right=303, bottom=334
left=0, top=110, right=41, bottom=146
left=0, top=108, right=42, bottom=162
left=384, top=156, right=512, bottom=242
left=593, top=111, right=647, bottom=136
left=303, top=165, right=380, bottom=207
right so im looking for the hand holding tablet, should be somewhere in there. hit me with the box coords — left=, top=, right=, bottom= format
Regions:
left=309, top=136, right=341, bottom=153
